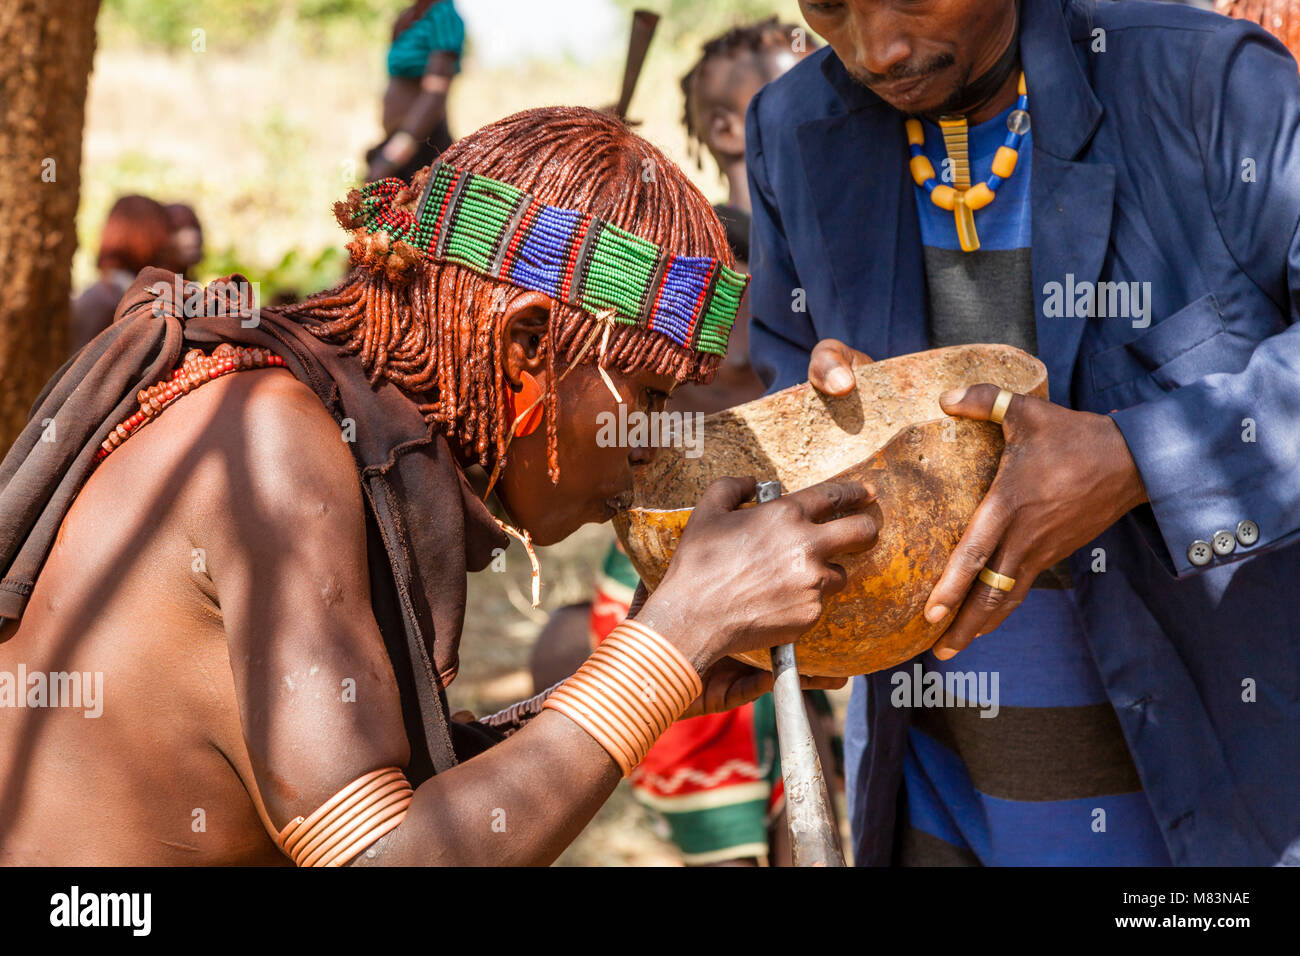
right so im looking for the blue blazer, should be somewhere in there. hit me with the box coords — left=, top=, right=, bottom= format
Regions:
left=746, top=0, right=1300, bottom=865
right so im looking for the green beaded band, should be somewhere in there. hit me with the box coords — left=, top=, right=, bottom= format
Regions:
left=355, top=164, right=749, bottom=357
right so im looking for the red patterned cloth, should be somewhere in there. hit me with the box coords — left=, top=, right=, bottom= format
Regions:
left=591, top=543, right=782, bottom=864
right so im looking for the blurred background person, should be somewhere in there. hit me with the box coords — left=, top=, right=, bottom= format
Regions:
left=671, top=17, right=811, bottom=413
left=366, top=0, right=466, bottom=182
left=70, top=193, right=171, bottom=354
left=162, top=202, right=204, bottom=281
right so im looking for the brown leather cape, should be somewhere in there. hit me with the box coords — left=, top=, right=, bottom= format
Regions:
left=0, top=268, right=508, bottom=780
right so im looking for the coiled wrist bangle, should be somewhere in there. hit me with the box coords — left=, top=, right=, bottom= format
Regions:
left=543, top=619, right=703, bottom=776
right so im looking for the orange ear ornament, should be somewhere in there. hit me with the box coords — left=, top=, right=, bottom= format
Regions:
left=509, top=370, right=545, bottom=438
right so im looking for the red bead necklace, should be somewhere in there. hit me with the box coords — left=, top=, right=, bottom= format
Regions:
left=93, top=343, right=285, bottom=465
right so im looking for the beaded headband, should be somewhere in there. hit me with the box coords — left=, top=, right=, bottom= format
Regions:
left=354, top=163, right=749, bottom=357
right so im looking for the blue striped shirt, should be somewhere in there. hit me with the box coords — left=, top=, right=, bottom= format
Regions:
left=900, top=103, right=1169, bottom=866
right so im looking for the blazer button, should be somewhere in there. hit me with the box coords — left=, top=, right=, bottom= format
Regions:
left=1212, top=530, right=1236, bottom=556
left=1236, top=519, right=1259, bottom=547
left=1187, top=540, right=1213, bottom=566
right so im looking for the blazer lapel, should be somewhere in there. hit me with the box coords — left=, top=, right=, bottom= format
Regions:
left=797, top=57, right=929, bottom=361
left=1022, top=0, right=1115, bottom=405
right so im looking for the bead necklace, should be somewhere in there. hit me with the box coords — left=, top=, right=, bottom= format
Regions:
left=906, top=72, right=1029, bottom=253
left=93, top=343, right=285, bottom=465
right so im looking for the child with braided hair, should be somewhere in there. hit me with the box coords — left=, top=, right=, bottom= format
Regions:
left=0, top=106, right=877, bottom=866
left=675, top=16, right=818, bottom=413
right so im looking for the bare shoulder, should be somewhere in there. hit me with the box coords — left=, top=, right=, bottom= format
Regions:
left=190, top=367, right=359, bottom=506
left=72, top=364, right=365, bottom=564
left=167, top=366, right=372, bottom=604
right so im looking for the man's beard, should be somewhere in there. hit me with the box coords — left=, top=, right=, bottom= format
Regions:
left=847, top=54, right=968, bottom=113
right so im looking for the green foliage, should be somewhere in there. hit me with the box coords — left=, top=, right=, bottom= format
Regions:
left=99, top=0, right=400, bottom=51
left=610, top=0, right=803, bottom=47
left=199, top=245, right=349, bottom=304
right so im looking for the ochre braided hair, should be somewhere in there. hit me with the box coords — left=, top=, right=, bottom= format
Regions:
left=1216, top=0, right=1300, bottom=60
left=281, top=106, right=733, bottom=483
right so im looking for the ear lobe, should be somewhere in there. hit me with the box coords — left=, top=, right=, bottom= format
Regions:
left=499, top=290, right=554, bottom=389
left=510, top=369, right=545, bottom=437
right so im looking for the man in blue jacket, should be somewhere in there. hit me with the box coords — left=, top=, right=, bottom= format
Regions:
left=746, top=0, right=1300, bottom=865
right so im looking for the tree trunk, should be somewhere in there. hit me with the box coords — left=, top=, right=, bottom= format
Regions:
left=0, top=0, right=101, bottom=455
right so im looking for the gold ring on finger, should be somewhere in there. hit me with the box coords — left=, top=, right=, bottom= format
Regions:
left=978, top=566, right=1016, bottom=592
left=989, top=388, right=1015, bottom=425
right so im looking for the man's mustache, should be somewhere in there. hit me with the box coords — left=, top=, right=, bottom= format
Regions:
left=850, top=54, right=956, bottom=89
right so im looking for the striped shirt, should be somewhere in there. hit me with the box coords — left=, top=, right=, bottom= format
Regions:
left=899, top=103, right=1169, bottom=866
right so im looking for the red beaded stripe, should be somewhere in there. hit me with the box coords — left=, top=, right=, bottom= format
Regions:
left=497, top=197, right=540, bottom=279
left=431, top=170, right=463, bottom=248
left=377, top=209, right=408, bottom=235
left=646, top=254, right=674, bottom=335
left=557, top=218, right=591, bottom=305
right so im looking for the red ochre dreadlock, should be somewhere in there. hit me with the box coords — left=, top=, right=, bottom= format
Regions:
left=280, top=106, right=734, bottom=483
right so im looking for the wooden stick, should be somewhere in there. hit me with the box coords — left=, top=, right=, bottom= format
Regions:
left=614, top=10, right=661, bottom=122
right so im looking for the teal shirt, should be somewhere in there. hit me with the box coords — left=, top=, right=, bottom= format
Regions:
left=388, top=1, right=465, bottom=78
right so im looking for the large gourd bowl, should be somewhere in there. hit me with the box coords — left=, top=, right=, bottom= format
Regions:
left=612, top=344, right=1048, bottom=677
